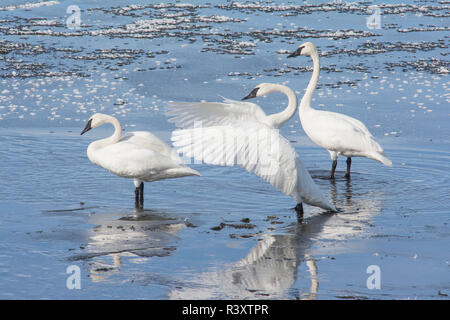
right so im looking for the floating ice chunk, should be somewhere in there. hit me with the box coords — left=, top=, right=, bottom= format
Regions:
left=0, top=1, right=59, bottom=11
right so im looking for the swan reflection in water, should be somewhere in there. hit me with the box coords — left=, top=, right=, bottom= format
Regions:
left=67, top=174, right=384, bottom=296
left=169, top=176, right=383, bottom=299
left=68, top=209, right=188, bottom=283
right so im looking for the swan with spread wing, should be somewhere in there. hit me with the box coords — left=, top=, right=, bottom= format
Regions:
left=167, top=83, right=336, bottom=215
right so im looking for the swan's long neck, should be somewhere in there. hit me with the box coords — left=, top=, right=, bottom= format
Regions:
left=88, top=115, right=122, bottom=156
left=300, top=50, right=320, bottom=112
left=266, top=84, right=298, bottom=129
left=104, top=115, right=122, bottom=145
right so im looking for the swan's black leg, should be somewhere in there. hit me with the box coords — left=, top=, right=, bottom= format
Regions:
left=295, top=203, right=304, bottom=222
left=139, top=182, right=144, bottom=210
left=345, top=157, right=352, bottom=179
left=330, top=160, right=337, bottom=179
left=135, top=186, right=140, bottom=210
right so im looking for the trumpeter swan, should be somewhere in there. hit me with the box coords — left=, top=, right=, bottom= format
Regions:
left=288, top=42, right=392, bottom=179
left=80, top=113, right=200, bottom=210
left=167, top=83, right=337, bottom=215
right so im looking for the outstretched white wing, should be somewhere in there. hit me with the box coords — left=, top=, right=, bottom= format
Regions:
left=166, top=98, right=268, bottom=128
left=171, top=121, right=298, bottom=197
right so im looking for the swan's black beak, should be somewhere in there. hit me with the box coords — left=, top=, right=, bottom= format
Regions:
left=80, top=119, right=92, bottom=135
left=287, top=46, right=303, bottom=58
left=242, top=87, right=259, bottom=101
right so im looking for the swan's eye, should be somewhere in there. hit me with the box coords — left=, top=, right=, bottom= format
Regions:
left=287, top=46, right=304, bottom=58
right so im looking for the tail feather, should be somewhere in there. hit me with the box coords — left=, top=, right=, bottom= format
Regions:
left=370, top=152, right=392, bottom=167
left=167, top=166, right=201, bottom=178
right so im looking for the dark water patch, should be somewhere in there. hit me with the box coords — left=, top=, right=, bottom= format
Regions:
left=386, top=58, right=449, bottom=74
left=321, top=40, right=448, bottom=57
left=216, top=1, right=449, bottom=18
left=398, top=26, right=450, bottom=33
left=211, top=221, right=257, bottom=231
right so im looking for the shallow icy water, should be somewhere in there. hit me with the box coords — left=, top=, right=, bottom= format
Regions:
left=0, top=0, right=449, bottom=299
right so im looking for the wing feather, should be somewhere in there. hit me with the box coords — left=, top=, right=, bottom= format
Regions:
left=171, top=122, right=298, bottom=197
left=305, top=111, right=384, bottom=155
left=166, top=98, right=268, bottom=128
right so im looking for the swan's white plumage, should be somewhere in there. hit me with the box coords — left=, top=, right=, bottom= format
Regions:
left=301, top=110, right=391, bottom=164
left=166, top=98, right=267, bottom=128
left=172, top=122, right=295, bottom=195
left=291, top=42, right=392, bottom=168
left=88, top=132, right=197, bottom=182
left=168, top=84, right=336, bottom=212
left=84, top=114, right=200, bottom=184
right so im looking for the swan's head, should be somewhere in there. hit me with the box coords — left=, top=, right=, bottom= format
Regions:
left=241, top=83, right=280, bottom=101
left=287, top=42, right=317, bottom=58
left=81, top=113, right=114, bottom=135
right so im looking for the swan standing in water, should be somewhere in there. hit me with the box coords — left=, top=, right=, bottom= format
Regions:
left=167, top=83, right=336, bottom=215
left=288, top=42, right=392, bottom=179
left=80, top=113, right=200, bottom=210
